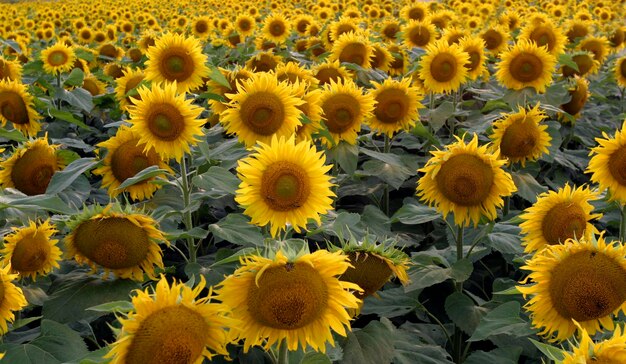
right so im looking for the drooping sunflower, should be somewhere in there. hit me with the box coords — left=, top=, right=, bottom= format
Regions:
left=418, top=40, right=470, bottom=94
left=402, top=20, right=437, bottom=49
left=93, top=127, right=171, bottom=201
left=561, top=51, right=600, bottom=78
left=329, top=32, right=374, bottom=69
left=41, top=42, right=76, bottom=74
left=106, top=275, right=235, bottom=363
left=262, top=13, right=292, bottom=44
left=559, top=76, right=590, bottom=122
left=128, top=82, right=206, bottom=161
left=489, top=103, right=551, bottom=166
left=367, top=77, right=423, bottom=137
left=145, top=33, right=209, bottom=94
left=587, top=120, right=626, bottom=203
left=318, top=79, right=375, bottom=146
left=0, top=265, right=28, bottom=335
left=1, top=219, right=62, bottom=280
left=495, top=39, right=557, bottom=94
left=519, top=20, right=567, bottom=56
left=0, top=56, right=22, bottom=81
left=235, top=135, right=334, bottom=237
left=115, top=68, right=146, bottom=111
left=559, top=324, right=626, bottom=364
left=216, top=250, right=361, bottom=352
left=519, top=184, right=601, bottom=253
left=615, top=56, right=626, bottom=88
left=417, top=134, right=517, bottom=227
left=65, top=204, right=169, bottom=281
left=459, top=36, right=488, bottom=81
left=0, top=137, right=64, bottom=196
left=518, top=235, right=626, bottom=342
left=0, top=79, right=42, bottom=137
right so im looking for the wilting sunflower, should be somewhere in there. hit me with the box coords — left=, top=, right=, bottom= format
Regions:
left=367, top=77, right=423, bottom=136
left=402, top=20, right=436, bottom=49
left=495, top=40, right=557, bottom=94
left=615, top=56, right=626, bottom=88
left=93, top=127, right=171, bottom=201
left=519, top=184, right=601, bottom=253
left=518, top=235, right=626, bottom=342
left=490, top=104, right=551, bottom=166
left=236, top=135, right=334, bottom=237
left=318, top=79, right=375, bottom=146
left=587, top=120, right=626, bottom=203
left=263, top=13, right=291, bottom=44
left=559, top=76, right=590, bottom=121
left=128, top=82, right=206, bottom=161
left=519, top=20, right=567, bottom=57
left=115, top=68, right=146, bottom=111
left=418, top=40, right=469, bottom=94
left=65, top=204, right=169, bottom=281
left=1, top=219, right=62, bottom=280
left=0, top=265, right=28, bottom=335
left=145, top=33, right=209, bottom=94
left=329, top=32, right=374, bottom=69
left=0, top=79, right=42, bottom=137
left=216, top=250, right=361, bottom=352
left=559, top=324, right=626, bottom=364
left=0, top=56, right=22, bottom=81
left=221, top=73, right=303, bottom=148
left=41, top=42, right=76, bottom=74
left=459, top=36, right=487, bottom=81
left=0, top=137, right=64, bottom=196
left=417, top=134, right=517, bottom=227
left=106, top=276, right=235, bottom=363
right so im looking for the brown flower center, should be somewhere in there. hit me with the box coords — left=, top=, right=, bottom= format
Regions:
left=408, top=25, right=431, bottom=47
left=111, top=139, right=160, bottom=182
left=239, top=91, right=286, bottom=136
left=561, top=82, right=588, bottom=116
left=609, top=146, right=626, bottom=186
left=261, top=161, right=311, bottom=211
left=499, top=117, right=540, bottom=158
left=315, top=67, right=344, bottom=86
left=541, top=202, right=588, bottom=244
left=435, top=154, right=494, bottom=206
left=10, top=145, right=58, bottom=195
left=158, top=47, right=195, bottom=82
left=374, top=88, right=408, bottom=124
left=146, top=103, right=185, bottom=141
left=482, top=29, right=503, bottom=50
left=509, top=52, right=543, bottom=82
left=11, top=231, right=51, bottom=273
left=430, top=53, right=458, bottom=82
left=529, top=25, right=556, bottom=51
left=340, top=252, right=392, bottom=299
left=339, top=42, right=368, bottom=67
left=0, top=90, right=29, bottom=124
left=322, top=93, right=360, bottom=133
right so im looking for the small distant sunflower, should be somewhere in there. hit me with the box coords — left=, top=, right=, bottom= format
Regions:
left=0, top=265, right=28, bottom=335
left=221, top=73, right=302, bottom=148
left=65, top=204, right=169, bottom=281
left=274, top=61, right=318, bottom=88
left=128, top=82, right=206, bottom=161
left=489, top=104, right=551, bottom=166
left=262, top=14, right=291, bottom=44
left=519, top=21, right=567, bottom=56
left=441, top=27, right=469, bottom=46
left=480, top=25, right=510, bottom=54
left=81, top=75, right=107, bottom=97
left=519, top=184, right=601, bottom=253
left=401, top=3, right=429, bottom=22
left=564, top=19, right=591, bottom=43
left=191, top=16, right=211, bottom=39
left=235, top=135, right=334, bottom=237
left=235, top=15, right=256, bottom=38
left=615, top=56, right=626, bottom=88
left=0, top=79, right=42, bottom=137
left=560, top=324, right=626, bottom=364
left=245, top=51, right=283, bottom=73
left=380, top=19, right=401, bottom=43
left=561, top=51, right=600, bottom=78
left=216, top=250, right=361, bottom=352
left=587, top=120, right=626, bottom=203
left=459, top=36, right=487, bottom=81
left=115, top=68, right=146, bottom=111
left=518, top=235, right=626, bottom=342
left=418, top=40, right=469, bottom=94
left=97, top=43, right=123, bottom=61
left=495, top=39, right=556, bottom=93
left=367, top=77, right=423, bottom=137
left=329, top=17, right=359, bottom=42
left=1, top=219, right=62, bottom=280
left=329, top=32, right=374, bottom=69
left=145, top=33, right=209, bottom=94
left=318, top=79, right=375, bottom=146
left=41, top=42, right=76, bottom=74
left=0, top=56, right=22, bottom=81
left=560, top=76, right=590, bottom=121
left=403, top=20, right=436, bottom=49
left=0, top=137, right=64, bottom=196
left=93, top=127, right=171, bottom=201
left=106, top=276, right=235, bottom=363
left=312, top=60, right=353, bottom=86
left=417, top=134, right=517, bottom=227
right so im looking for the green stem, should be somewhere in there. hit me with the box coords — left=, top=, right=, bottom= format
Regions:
left=56, top=73, right=62, bottom=109
left=454, top=225, right=465, bottom=364
left=503, top=196, right=510, bottom=217
left=620, top=204, right=626, bottom=242
left=382, top=134, right=391, bottom=216
left=180, top=156, right=196, bottom=263
left=455, top=226, right=464, bottom=291
left=277, top=339, right=289, bottom=364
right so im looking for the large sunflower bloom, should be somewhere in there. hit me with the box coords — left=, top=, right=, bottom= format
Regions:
left=106, top=276, right=235, bottom=363
left=519, top=184, right=601, bottom=253
left=367, top=77, right=423, bottom=137
left=518, top=235, right=626, bottom=342
left=417, top=134, right=517, bottom=227
left=40, top=42, right=76, bottom=74
left=495, top=39, right=557, bottom=94
left=0, top=265, right=28, bottom=335
left=0, top=79, right=42, bottom=137
left=216, top=250, right=362, bottom=352
left=560, top=324, right=626, bottom=363
left=587, top=120, right=626, bottom=203
left=128, top=82, right=206, bottom=161
left=235, top=135, right=334, bottom=237
left=418, top=40, right=470, bottom=94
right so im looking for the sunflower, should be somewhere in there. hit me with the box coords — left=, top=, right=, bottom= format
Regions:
left=579, top=36, right=610, bottom=64
left=329, top=32, right=373, bottom=69
left=560, top=324, right=626, bottom=364
left=560, top=76, right=590, bottom=121
left=262, top=13, right=291, bottom=44
left=1, top=219, right=62, bottom=280
left=220, top=73, right=303, bottom=148
left=0, top=265, right=27, bottom=335
left=245, top=51, right=283, bottom=73
left=329, top=16, right=359, bottom=42
left=0, top=79, right=42, bottom=137
left=401, top=3, right=429, bottom=22
left=65, top=204, right=169, bottom=281
left=519, top=20, right=567, bottom=56
left=519, top=184, right=600, bottom=253
left=127, top=82, right=206, bottom=161
left=564, top=19, right=591, bottom=43
left=312, top=60, right=353, bottom=86
left=235, top=135, right=334, bottom=237
left=402, top=20, right=436, bottom=49
left=419, top=40, right=469, bottom=94
left=216, top=250, right=361, bottom=352
left=82, top=74, right=107, bottom=97
left=115, top=68, right=146, bottom=111
left=145, top=33, right=209, bottom=94
left=0, top=137, right=64, bottom=196
left=495, top=39, right=556, bottom=94
left=0, top=56, right=22, bottom=81
left=380, top=19, right=401, bottom=43
left=518, top=235, right=626, bottom=342
left=587, top=120, right=626, bottom=203
left=97, top=43, right=123, bottom=61
left=318, top=79, right=375, bottom=146
left=489, top=104, right=551, bottom=166
left=293, top=84, right=323, bottom=142
left=206, top=67, right=253, bottom=115
left=93, top=126, right=171, bottom=201
left=417, top=134, right=517, bottom=227
left=235, top=14, right=256, bottom=37
left=106, top=275, right=235, bottom=363
left=615, top=56, right=626, bottom=88
left=191, top=16, right=211, bottom=39
left=387, top=44, right=409, bottom=76
left=41, top=42, right=76, bottom=74
left=370, top=42, right=392, bottom=72
left=480, top=25, right=510, bottom=54
left=274, top=61, right=318, bottom=88
left=367, top=77, right=423, bottom=137
left=459, top=36, right=487, bottom=81
left=561, top=51, right=600, bottom=78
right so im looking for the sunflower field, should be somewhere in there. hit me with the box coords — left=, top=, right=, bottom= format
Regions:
left=0, top=0, right=625, bottom=363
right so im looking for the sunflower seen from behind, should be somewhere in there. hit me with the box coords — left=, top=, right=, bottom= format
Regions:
left=518, top=235, right=626, bottom=342
left=106, top=275, right=235, bottom=364
left=0, top=79, right=42, bottom=137
left=235, top=135, right=334, bottom=237
left=418, top=40, right=469, bottom=94
left=1, top=219, right=62, bottom=281
left=588, top=120, right=626, bottom=203
left=41, top=42, right=76, bottom=74
left=417, top=134, right=516, bottom=227
left=217, top=250, right=361, bottom=352
left=495, top=39, right=556, bottom=93
left=367, top=77, right=423, bottom=137
left=0, top=265, right=27, bottom=335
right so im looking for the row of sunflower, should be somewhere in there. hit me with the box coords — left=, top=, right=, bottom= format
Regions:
left=0, top=0, right=624, bottom=362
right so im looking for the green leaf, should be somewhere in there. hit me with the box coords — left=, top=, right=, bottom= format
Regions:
left=64, top=68, right=85, bottom=87
left=0, top=128, right=27, bottom=142
left=210, top=247, right=256, bottom=267
left=192, top=166, right=240, bottom=197
left=361, top=287, right=422, bottom=318
left=361, top=159, right=412, bottom=189
left=115, top=165, right=170, bottom=190
left=481, top=100, right=509, bottom=113
left=208, top=64, right=231, bottom=89
left=558, top=53, right=579, bottom=72
left=60, top=88, right=94, bottom=112
left=469, top=301, right=535, bottom=342
left=75, top=48, right=95, bottom=62
left=47, top=108, right=90, bottom=129
left=46, top=157, right=98, bottom=195
left=406, top=257, right=471, bottom=292
left=0, top=195, right=76, bottom=214
left=391, top=200, right=440, bottom=224
left=444, top=292, right=487, bottom=335
left=86, top=300, right=134, bottom=313
left=341, top=320, right=396, bottom=364
left=390, top=320, right=454, bottom=364
left=487, top=223, right=523, bottom=255
left=427, top=101, right=455, bottom=132
left=464, top=347, right=523, bottom=364
left=331, top=141, right=359, bottom=175
left=300, top=352, right=332, bottom=364
left=209, top=213, right=265, bottom=247
left=529, top=338, right=566, bottom=361
left=511, top=172, right=548, bottom=203
left=411, top=121, right=440, bottom=147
